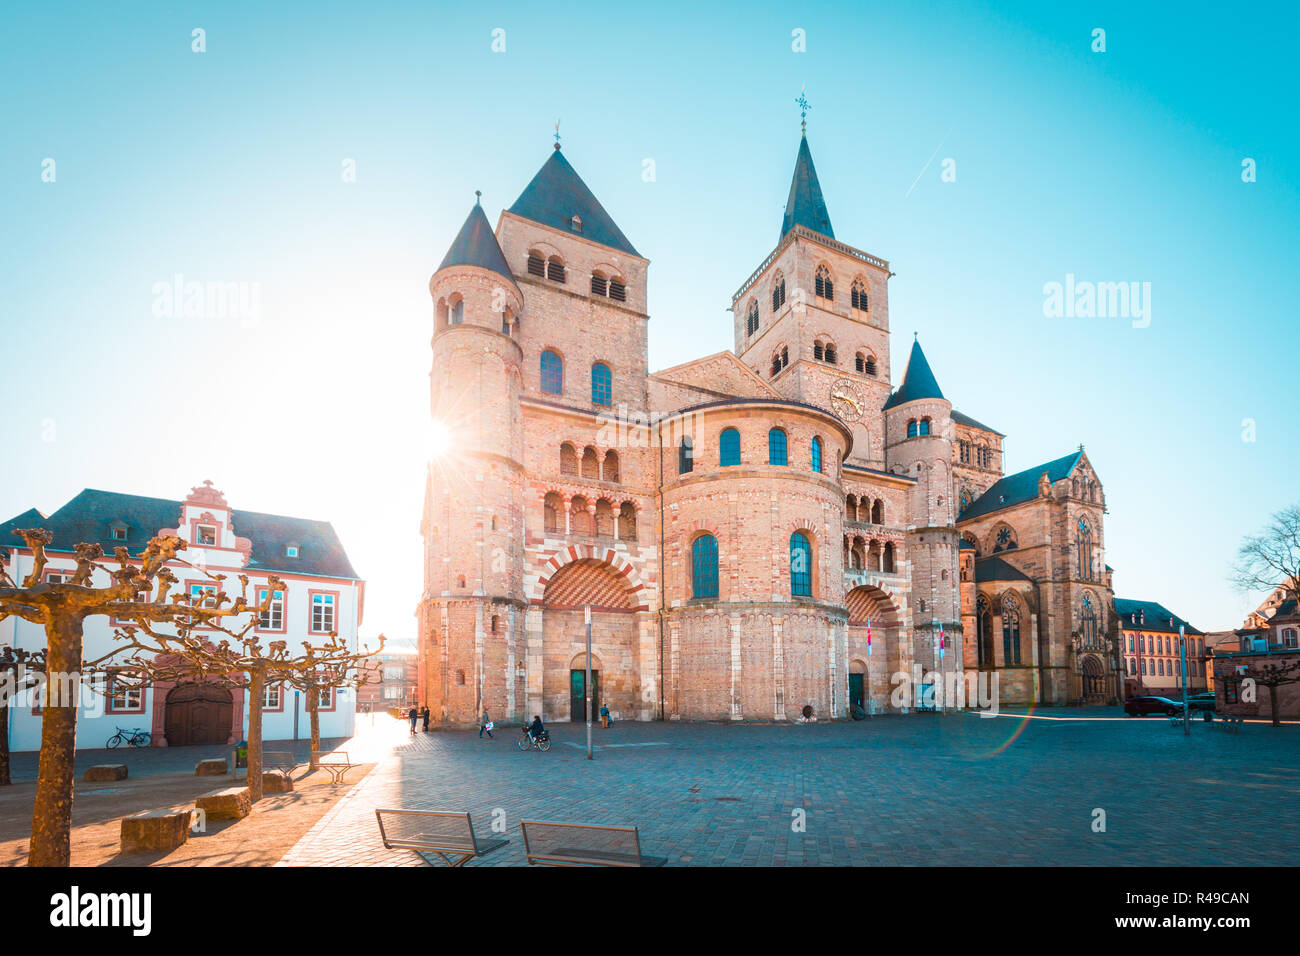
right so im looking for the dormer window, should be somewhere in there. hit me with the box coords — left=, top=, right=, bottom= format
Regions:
left=196, top=525, right=216, bottom=546
left=286, top=545, right=299, bottom=558
left=570, top=215, right=583, bottom=233
left=111, top=527, right=128, bottom=541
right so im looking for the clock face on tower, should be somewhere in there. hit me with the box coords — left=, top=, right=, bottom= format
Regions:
left=829, top=379, right=865, bottom=422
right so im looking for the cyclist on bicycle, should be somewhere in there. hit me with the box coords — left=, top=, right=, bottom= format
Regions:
left=527, top=715, right=545, bottom=742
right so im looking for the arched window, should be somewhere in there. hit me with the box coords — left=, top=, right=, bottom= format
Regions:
left=602, top=450, right=619, bottom=483
left=719, top=428, right=741, bottom=466
left=1140, top=659, right=1147, bottom=675
left=811, top=436, right=823, bottom=473
left=918, top=418, right=931, bottom=436
left=824, top=343, right=837, bottom=364
left=591, top=362, right=612, bottom=406
left=581, top=446, right=599, bottom=479
left=679, top=436, right=694, bottom=475
left=450, top=297, right=464, bottom=324
left=815, top=265, right=834, bottom=300
left=768, top=428, right=788, bottom=466
left=790, top=532, right=812, bottom=597
left=526, top=252, right=545, bottom=277
left=692, top=534, right=719, bottom=599
left=570, top=496, right=592, bottom=536
left=882, top=541, right=895, bottom=573
left=540, top=350, right=563, bottom=394
left=851, top=278, right=869, bottom=311
left=907, top=420, right=918, bottom=439
left=746, top=300, right=759, bottom=337
left=959, top=488, right=971, bottom=512
left=546, top=256, right=565, bottom=283
left=618, top=502, right=636, bottom=540
left=560, top=443, right=578, bottom=475
left=977, top=595, right=993, bottom=668
left=543, top=492, right=563, bottom=533
left=871, top=499, right=883, bottom=524
left=1081, top=595, right=1097, bottom=645
left=594, top=499, right=614, bottom=537
left=1002, top=594, right=1022, bottom=665
left=1077, top=518, right=1094, bottom=581
left=814, top=341, right=824, bottom=361
left=772, top=272, right=786, bottom=311
left=591, top=271, right=608, bottom=296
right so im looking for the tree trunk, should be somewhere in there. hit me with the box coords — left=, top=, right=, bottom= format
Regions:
left=0, top=696, right=11, bottom=786
left=247, top=667, right=264, bottom=802
left=29, top=614, right=83, bottom=867
left=1269, top=683, right=1280, bottom=727
left=308, top=690, right=320, bottom=770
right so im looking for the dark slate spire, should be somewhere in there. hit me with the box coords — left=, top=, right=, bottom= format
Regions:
left=508, top=148, right=640, bottom=257
left=883, top=338, right=945, bottom=409
left=781, top=135, right=834, bottom=240
left=436, top=197, right=518, bottom=290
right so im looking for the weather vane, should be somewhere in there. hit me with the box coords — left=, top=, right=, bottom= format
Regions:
left=554, top=119, right=561, bottom=150
left=796, top=86, right=811, bottom=135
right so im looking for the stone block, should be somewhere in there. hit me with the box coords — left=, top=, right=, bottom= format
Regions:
left=196, top=786, right=251, bottom=821
left=120, top=809, right=192, bottom=853
left=195, top=758, right=228, bottom=776
left=83, top=764, right=128, bottom=782
left=262, top=772, right=294, bottom=794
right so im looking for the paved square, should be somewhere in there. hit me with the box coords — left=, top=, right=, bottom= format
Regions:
left=277, top=711, right=1300, bottom=867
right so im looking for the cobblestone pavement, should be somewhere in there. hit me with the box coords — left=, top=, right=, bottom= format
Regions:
left=276, top=709, right=1300, bottom=867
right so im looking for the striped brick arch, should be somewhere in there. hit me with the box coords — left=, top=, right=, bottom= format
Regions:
left=845, top=584, right=902, bottom=628
left=534, top=547, right=648, bottom=612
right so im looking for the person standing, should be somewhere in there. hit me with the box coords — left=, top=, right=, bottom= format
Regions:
left=421, top=705, right=430, bottom=732
left=599, top=703, right=611, bottom=729
left=408, top=705, right=418, bottom=733
left=479, top=709, right=494, bottom=739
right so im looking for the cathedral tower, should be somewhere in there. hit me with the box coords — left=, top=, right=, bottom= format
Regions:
left=420, top=196, right=527, bottom=723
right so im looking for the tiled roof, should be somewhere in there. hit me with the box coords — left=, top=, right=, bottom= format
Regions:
left=508, top=148, right=640, bottom=257
left=959, top=451, right=1082, bottom=522
left=1114, top=598, right=1203, bottom=635
left=437, top=200, right=519, bottom=291
left=0, top=489, right=358, bottom=580
left=781, top=135, right=834, bottom=240
left=882, top=339, right=945, bottom=410
left=951, top=409, right=1004, bottom=437
left=975, top=555, right=1033, bottom=583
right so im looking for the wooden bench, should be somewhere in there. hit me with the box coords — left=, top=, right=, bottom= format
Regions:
left=520, top=820, right=666, bottom=867
left=262, top=751, right=298, bottom=780
left=374, top=809, right=509, bottom=867
left=312, top=750, right=352, bottom=785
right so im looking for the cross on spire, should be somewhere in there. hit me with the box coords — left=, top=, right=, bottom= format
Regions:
left=795, top=86, right=811, bottom=136
left=554, top=119, right=561, bottom=151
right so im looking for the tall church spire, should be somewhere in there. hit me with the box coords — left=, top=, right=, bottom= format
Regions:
left=780, top=134, right=834, bottom=241
left=883, top=338, right=945, bottom=409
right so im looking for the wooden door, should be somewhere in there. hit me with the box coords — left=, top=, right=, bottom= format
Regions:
left=164, top=684, right=233, bottom=746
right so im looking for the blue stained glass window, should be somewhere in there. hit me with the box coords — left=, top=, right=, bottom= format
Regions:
left=811, top=436, right=822, bottom=473
left=768, top=428, right=788, bottom=466
left=591, top=362, right=612, bottom=405
left=790, top=532, right=812, bottom=597
left=540, top=350, right=563, bottom=394
left=719, top=428, right=740, bottom=466
left=692, top=534, right=719, bottom=599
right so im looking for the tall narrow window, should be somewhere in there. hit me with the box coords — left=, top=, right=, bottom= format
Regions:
left=977, top=596, right=993, bottom=668
left=790, top=532, right=812, bottom=597
left=746, top=300, right=759, bottom=336
left=692, top=534, right=719, bottom=599
left=772, top=273, right=786, bottom=311
left=591, top=272, right=608, bottom=296
left=1077, top=518, right=1094, bottom=581
left=1081, top=595, right=1097, bottom=644
left=918, top=418, right=931, bottom=436
left=546, top=257, right=565, bottom=283
left=815, top=265, right=833, bottom=300
left=527, top=252, right=545, bottom=277
left=814, top=342, right=824, bottom=361
left=310, top=592, right=336, bottom=634
left=540, top=350, right=563, bottom=394
left=768, top=428, right=788, bottom=466
left=811, top=436, right=823, bottom=474
left=451, top=298, right=464, bottom=324
left=609, top=278, right=626, bottom=302
left=851, top=279, right=869, bottom=311
left=257, top=588, right=285, bottom=630
left=719, top=428, right=741, bottom=466
left=679, top=437, right=694, bottom=475
left=1002, top=594, right=1021, bottom=665
left=907, top=420, right=918, bottom=438
left=591, top=362, right=612, bottom=406
left=824, top=343, right=837, bottom=364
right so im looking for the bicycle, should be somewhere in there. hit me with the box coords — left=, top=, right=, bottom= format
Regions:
left=106, top=727, right=151, bottom=749
left=516, top=725, right=551, bottom=752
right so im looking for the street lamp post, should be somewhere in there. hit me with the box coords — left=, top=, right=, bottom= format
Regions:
left=1179, top=624, right=1190, bottom=736
left=585, top=606, right=593, bottom=760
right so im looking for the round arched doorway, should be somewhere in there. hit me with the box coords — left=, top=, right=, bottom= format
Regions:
left=164, top=683, right=234, bottom=746
left=1080, top=654, right=1106, bottom=704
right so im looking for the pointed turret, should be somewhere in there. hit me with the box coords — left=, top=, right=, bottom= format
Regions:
left=883, top=338, right=945, bottom=409
left=780, top=135, right=834, bottom=240
left=507, top=148, right=639, bottom=256
left=437, top=197, right=519, bottom=291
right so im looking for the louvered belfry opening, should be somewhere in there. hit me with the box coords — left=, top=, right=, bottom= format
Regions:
left=608, top=278, right=626, bottom=302
left=546, top=257, right=566, bottom=283
left=527, top=252, right=545, bottom=277
left=591, top=273, right=607, bottom=296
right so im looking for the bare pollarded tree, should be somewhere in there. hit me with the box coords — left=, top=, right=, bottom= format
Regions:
left=0, top=645, right=46, bottom=787
left=0, top=529, right=278, bottom=866
left=279, top=637, right=385, bottom=770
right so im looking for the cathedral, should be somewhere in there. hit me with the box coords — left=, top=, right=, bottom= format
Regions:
left=417, top=124, right=1121, bottom=724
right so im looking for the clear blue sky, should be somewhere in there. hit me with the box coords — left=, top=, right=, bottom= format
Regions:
left=2, top=1, right=1297, bottom=639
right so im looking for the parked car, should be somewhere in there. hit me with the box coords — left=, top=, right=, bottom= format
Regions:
left=1123, top=695, right=1186, bottom=717
left=1186, top=692, right=1217, bottom=714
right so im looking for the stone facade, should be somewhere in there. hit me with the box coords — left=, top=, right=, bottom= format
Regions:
left=418, top=134, right=1119, bottom=724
